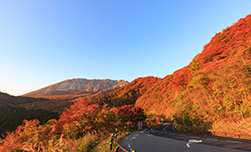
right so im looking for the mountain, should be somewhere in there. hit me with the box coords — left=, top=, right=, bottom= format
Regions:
left=23, top=78, right=129, bottom=99
left=0, top=92, right=59, bottom=136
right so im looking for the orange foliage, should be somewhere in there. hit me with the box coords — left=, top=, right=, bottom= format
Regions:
left=95, top=76, right=160, bottom=107
left=0, top=98, right=146, bottom=151
left=135, top=14, right=251, bottom=137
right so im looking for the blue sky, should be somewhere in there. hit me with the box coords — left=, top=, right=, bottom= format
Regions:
left=0, top=0, right=251, bottom=96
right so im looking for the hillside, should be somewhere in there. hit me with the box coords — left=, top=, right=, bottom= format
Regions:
left=23, top=78, right=128, bottom=99
left=0, top=92, right=59, bottom=136
left=95, top=76, right=160, bottom=107
left=135, top=14, right=251, bottom=136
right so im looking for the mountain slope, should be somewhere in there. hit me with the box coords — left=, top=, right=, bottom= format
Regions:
left=95, top=76, right=160, bottom=107
left=24, top=78, right=128, bottom=98
left=0, top=92, right=59, bottom=136
left=135, top=14, right=251, bottom=135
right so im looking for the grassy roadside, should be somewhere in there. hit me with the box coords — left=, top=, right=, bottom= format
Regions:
left=173, top=119, right=251, bottom=140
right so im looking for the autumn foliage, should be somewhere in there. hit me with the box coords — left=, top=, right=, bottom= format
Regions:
left=135, top=14, right=251, bottom=137
left=0, top=98, right=146, bottom=151
left=96, top=76, right=160, bottom=107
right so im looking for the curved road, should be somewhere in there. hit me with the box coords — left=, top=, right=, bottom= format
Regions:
left=119, top=122, right=251, bottom=152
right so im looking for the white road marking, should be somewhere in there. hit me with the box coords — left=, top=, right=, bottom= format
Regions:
left=206, top=138, right=218, bottom=141
left=130, top=137, right=137, bottom=140
left=186, top=143, right=190, bottom=148
left=226, top=140, right=242, bottom=144
left=128, top=144, right=133, bottom=151
left=186, top=139, right=202, bottom=148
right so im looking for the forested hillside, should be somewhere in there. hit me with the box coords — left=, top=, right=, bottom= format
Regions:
left=0, top=98, right=151, bottom=151
left=0, top=92, right=59, bottom=137
left=135, top=14, right=251, bottom=137
left=96, top=76, right=160, bottom=107
left=0, top=77, right=161, bottom=151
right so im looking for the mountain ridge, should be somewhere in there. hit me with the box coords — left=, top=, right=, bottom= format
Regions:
left=23, top=78, right=129, bottom=98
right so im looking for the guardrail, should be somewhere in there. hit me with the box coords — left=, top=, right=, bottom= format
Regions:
left=114, top=139, right=128, bottom=152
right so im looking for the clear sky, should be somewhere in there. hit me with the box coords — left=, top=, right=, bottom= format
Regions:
left=0, top=0, right=251, bottom=96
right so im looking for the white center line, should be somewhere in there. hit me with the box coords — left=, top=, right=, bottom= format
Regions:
left=206, top=138, right=218, bottom=141
left=226, top=140, right=242, bottom=144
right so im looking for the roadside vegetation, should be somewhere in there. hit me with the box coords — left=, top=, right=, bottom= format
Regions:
left=0, top=98, right=164, bottom=151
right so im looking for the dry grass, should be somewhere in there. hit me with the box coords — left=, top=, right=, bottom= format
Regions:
left=210, top=118, right=251, bottom=139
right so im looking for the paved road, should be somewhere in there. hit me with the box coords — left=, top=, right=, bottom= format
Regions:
left=119, top=122, right=251, bottom=152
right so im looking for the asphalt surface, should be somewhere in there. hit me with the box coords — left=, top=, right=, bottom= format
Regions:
left=119, top=122, right=251, bottom=152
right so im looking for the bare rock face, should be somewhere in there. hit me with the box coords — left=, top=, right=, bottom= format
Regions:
left=23, top=78, right=129, bottom=97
